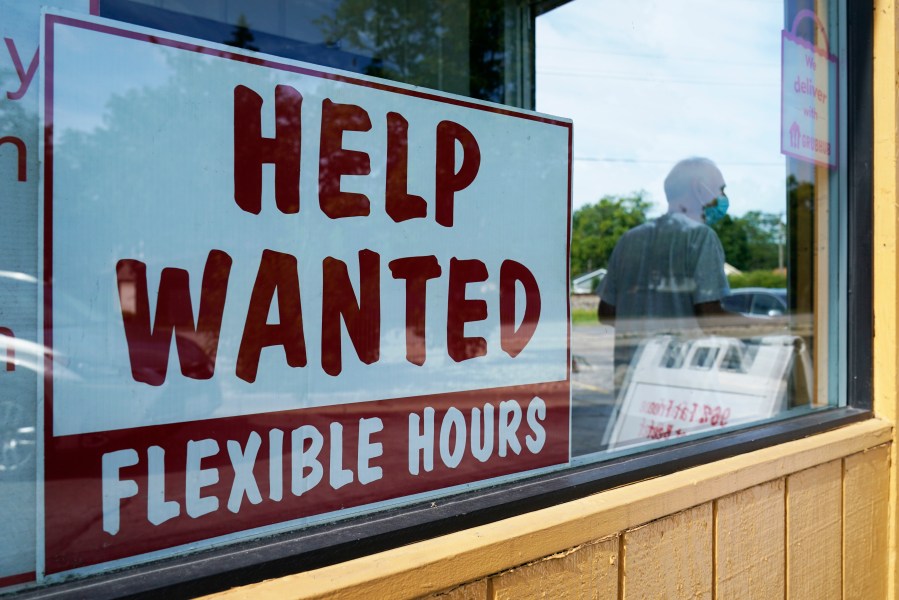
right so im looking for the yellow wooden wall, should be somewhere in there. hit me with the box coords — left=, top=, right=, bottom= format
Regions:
left=419, top=449, right=890, bottom=600
left=206, top=421, right=891, bottom=600
left=872, top=0, right=899, bottom=598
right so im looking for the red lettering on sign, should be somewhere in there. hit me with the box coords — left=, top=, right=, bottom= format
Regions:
left=0, top=136, right=26, bottom=182
left=447, top=258, right=488, bottom=362
left=0, top=327, right=14, bottom=372
left=4, top=38, right=38, bottom=101
left=44, top=381, right=568, bottom=572
left=321, top=249, right=381, bottom=376
left=116, top=250, right=232, bottom=386
left=385, top=112, right=426, bottom=223
left=499, top=260, right=541, bottom=358
left=319, top=99, right=372, bottom=219
left=435, top=120, right=480, bottom=228
left=236, top=250, right=308, bottom=383
left=231, top=86, right=486, bottom=227
left=233, top=84, right=302, bottom=215
left=389, top=255, right=442, bottom=366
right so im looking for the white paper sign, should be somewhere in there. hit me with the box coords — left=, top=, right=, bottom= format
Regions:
left=606, top=335, right=803, bottom=451
left=40, top=12, right=571, bottom=574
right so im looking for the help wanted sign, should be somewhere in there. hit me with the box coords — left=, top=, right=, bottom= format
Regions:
left=41, top=13, right=570, bottom=573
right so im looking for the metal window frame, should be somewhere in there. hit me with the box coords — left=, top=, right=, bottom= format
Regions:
left=13, top=0, right=872, bottom=597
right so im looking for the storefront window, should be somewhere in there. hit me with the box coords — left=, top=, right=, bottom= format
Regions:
left=538, top=0, right=845, bottom=456
left=0, top=0, right=863, bottom=594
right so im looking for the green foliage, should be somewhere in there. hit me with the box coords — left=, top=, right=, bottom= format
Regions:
left=571, top=308, right=599, bottom=325
left=570, top=195, right=786, bottom=282
left=709, top=215, right=749, bottom=269
left=315, top=0, right=506, bottom=101
left=224, top=15, right=260, bottom=51
left=727, top=270, right=787, bottom=289
left=570, top=193, right=651, bottom=277
left=711, top=211, right=785, bottom=272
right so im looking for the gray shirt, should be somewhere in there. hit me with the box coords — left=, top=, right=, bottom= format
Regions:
left=598, top=212, right=729, bottom=338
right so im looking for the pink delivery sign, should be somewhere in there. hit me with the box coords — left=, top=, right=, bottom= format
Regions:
left=781, top=10, right=838, bottom=168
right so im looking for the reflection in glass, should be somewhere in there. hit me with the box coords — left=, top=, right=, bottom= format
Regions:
left=101, top=0, right=521, bottom=105
left=541, top=0, right=841, bottom=456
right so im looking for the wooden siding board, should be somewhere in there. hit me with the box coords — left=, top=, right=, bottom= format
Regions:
left=489, top=537, right=618, bottom=600
left=843, top=444, right=891, bottom=600
left=622, top=504, right=712, bottom=600
left=786, top=460, right=841, bottom=600
left=715, top=479, right=785, bottom=599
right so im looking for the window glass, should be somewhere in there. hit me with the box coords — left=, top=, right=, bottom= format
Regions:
left=0, top=0, right=850, bottom=592
left=1, top=0, right=549, bottom=587
left=101, top=0, right=529, bottom=106
left=539, top=0, right=843, bottom=455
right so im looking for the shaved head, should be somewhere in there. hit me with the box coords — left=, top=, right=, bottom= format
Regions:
left=664, top=157, right=725, bottom=221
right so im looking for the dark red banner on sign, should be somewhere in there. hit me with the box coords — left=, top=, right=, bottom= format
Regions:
left=44, top=381, right=569, bottom=573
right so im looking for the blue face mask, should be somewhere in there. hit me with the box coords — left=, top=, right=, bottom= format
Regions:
left=703, top=194, right=729, bottom=225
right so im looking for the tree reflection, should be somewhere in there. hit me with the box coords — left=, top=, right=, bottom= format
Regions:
left=225, top=14, right=260, bottom=52
left=317, top=0, right=509, bottom=103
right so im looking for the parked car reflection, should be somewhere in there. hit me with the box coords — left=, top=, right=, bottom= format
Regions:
left=723, top=287, right=788, bottom=317
left=0, top=270, right=220, bottom=478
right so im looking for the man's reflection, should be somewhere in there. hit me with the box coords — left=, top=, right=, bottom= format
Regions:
left=597, top=157, right=739, bottom=388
